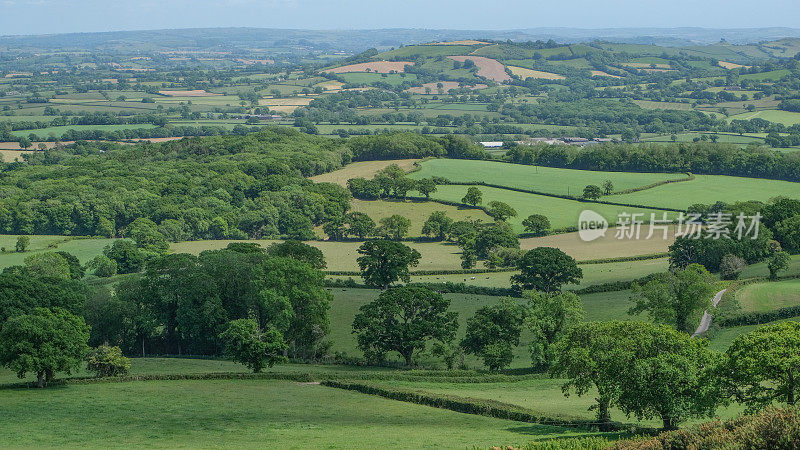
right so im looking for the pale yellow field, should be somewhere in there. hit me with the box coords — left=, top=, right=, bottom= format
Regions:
left=718, top=61, right=750, bottom=70
left=0, top=150, right=34, bottom=161
left=590, top=70, right=622, bottom=78
left=519, top=226, right=678, bottom=261
left=308, top=159, right=420, bottom=186
left=169, top=239, right=469, bottom=272
left=507, top=66, right=565, bottom=80
left=314, top=80, right=345, bottom=91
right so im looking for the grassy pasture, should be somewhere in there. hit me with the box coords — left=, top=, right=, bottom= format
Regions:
left=612, top=174, right=800, bottom=210
left=424, top=184, right=680, bottom=231
left=308, top=159, right=420, bottom=186
left=348, top=199, right=493, bottom=238
left=351, top=257, right=672, bottom=289
left=170, top=239, right=468, bottom=272
left=327, top=287, right=635, bottom=366
left=338, top=72, right=418, bottom=86
left=708, top=317, right=800, bottom=352
left=10, top=124, right=158, bottom=139
left=735, top=279, right=800, bottom=313
left=520, top=228, right=675, bottom=261
left=376, top=377, right=745, bottom=430
left=1, top=380, right=594, bottom=448
left=0, top=236, right=117, bottom=271
left=727, top=109, right=800, bottom=126
left=740, top=254, right=800, bottom=279
left=410, top=159, right=687, bottom=196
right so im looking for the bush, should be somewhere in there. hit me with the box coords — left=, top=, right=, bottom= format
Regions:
left=87, top=255, right=117, bottom=277
left=719, top=254, right=746, bottom=280
left=612, top=406, right=800, bottom=449
left=85, top=344, right=130, bottom=378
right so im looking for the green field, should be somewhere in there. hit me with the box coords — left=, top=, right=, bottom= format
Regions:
left=410, top=159, right=687, bottom=196
left=1, top=379, right=597, bottom=448
left=612, top=174, right=800, bottom=210
left=339, top=72, right=418, bottom=86
left=708, top=317, right=800, bottom=352
left=10, top=124, right=158, bottom=139
left=348, top=198, right=492, bottom=238
left=0, top=236, right=117, bottom=271
left=424, top=184, right=680, bottom=231
left=728, top=109, right=800, bottom=126
left=324, top=287, right=636, bottom=366
left=735, top=279, right=800, bottom=313
left=330, top=257, right=670, bottom=290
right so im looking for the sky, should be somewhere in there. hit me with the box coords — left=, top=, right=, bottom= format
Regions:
left=1, top=0, right=799, bottom=36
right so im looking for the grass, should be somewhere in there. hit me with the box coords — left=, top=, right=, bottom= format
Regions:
left=520, top=228, right=675, bottom=261
left=735, top=279, right=800, bottom=313
left=727, top=109, right=800, bottom=126
left=707, top=317, right=800, bottom=352
left=425, top=184, right=680, bottom=231
left=349, top=198, right=493, bottom=238
left=0, top=235, right=116, bottom=270
left=329, top=257, right=670, bottom=290
left=308, top=159, right=420, bottom=186
left=326, top=287, right=637, bottom=366
left=374, top=377, right=746, bottom=429
left=338, top=72, right=418, bottom=86
left=10, top=124, right=158, bottom=139
left=410, top=159, right=687, bottom=196
left=171, top=239, right=469, bottom=272
left=0, top=379, right=595, bottom=448
left=612, top=174, right=800, bottom=210
left=740, top=254, right=800, bottom=279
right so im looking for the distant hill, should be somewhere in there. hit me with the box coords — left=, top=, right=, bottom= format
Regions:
left=2, top=27, right=800, bottom=54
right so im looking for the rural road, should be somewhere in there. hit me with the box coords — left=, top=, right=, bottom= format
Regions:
left=692, top=289, right=727, bottom=338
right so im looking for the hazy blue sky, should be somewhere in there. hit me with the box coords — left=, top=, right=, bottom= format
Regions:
left=1, top=0, right=799, bottom=36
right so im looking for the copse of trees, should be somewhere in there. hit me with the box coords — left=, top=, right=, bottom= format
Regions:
left=553, top=321, right=721, bottom=430
left=85, top=244, right=331, bottom=359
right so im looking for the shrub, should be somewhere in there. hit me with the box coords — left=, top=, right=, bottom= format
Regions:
left=85, top=345, right=130, bottom=378
left=719, top=254, right=746, bottom=280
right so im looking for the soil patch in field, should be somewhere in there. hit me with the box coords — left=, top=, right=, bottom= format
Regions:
left=448, top=56, right=511, bottom=83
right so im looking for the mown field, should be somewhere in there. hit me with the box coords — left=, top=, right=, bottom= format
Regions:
left=424, top=184, right=680, bottom=231
left=410, top=159, right=688, bottom=196
left=1, top=379, right=600, bottom=448
left=612, top=174, right=800, bottom=210
left=735, top=279, right=800, bottom=313
left=0, top=236, right=117, bottom=270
